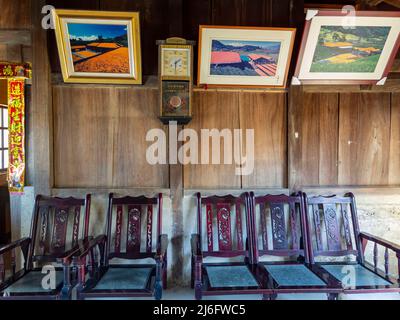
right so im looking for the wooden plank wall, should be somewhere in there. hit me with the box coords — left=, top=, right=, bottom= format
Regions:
left=289, top=88, right=400, bottom=189
left=1, top=0, right=400, bottom=192
left=53, top=85, right=169, bottom=188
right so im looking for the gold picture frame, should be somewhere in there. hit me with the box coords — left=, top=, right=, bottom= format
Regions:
left=52, top=9, right=142, bottom=84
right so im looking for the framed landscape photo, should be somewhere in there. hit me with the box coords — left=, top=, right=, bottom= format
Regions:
left=293, top=10, right=400, bottom=85
left=198, top=26, right=296, bottom=88
left=52, top=9, right=142, bottom=84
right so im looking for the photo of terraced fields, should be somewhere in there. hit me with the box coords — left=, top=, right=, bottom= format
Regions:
left=67, top=23, right=130, bottom=73
left=210, top=40, right=281, bottom=77
left=310, top=26, right=391, bottom=73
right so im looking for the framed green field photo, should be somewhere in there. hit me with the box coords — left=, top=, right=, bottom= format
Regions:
left=293, top=10, right=400, bottom=85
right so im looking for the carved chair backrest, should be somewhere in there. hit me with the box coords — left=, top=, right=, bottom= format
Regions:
left=105, top=193, right=162, bottom=263
left=250, top=193, right=308, bottom=263
left=29, top=195, right=91, bottom=267
left=304, top=193, right=363, bottom=264
left=196, top=193, right=252, bottom=261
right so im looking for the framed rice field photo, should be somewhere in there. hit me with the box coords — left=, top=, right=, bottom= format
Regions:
left=293, top=10, right=400, bottom=85
left=52, top=9, right=142, bottom=84
left=198, top=26, right=296, bottom=88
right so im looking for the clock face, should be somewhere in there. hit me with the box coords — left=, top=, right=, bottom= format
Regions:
left=161, top=47, right=191, bottom=78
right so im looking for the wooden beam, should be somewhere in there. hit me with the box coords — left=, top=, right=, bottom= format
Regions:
left=170, top=125, right=184, bottom=286
left=31, top=0, right=53, bottom=195
left=0, top=30, right=31, bottom=46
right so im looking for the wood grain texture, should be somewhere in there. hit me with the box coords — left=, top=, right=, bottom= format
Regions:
left=0, top=79, right=7, bottom=105
left=0, top=0, right=31, bottom=29
left=0, top=30, right=31, bottom=46
left=53, top=86, right=169, bottom=188
left=184, top=91, right=241, bottom=188
left=53, top=86, right=114, bottom=188
left=0, top=44, right=22, bottom=62
left=338, top=93, right=391, bottom=185
left=211, top=0, right=242, bottom=25
left=240, top=92, right=287, bottom=188
left=289, top=87, right=339, bottom=189
left=32, top=0, right=53, bottom=194
left=112, top=88, right=169, bottom=188
left=389, top=93, right=400, bottom=185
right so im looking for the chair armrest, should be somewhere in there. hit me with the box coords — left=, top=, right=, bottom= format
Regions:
left=56, top=236, right=94, bottom=265
left=360, top=232, right=400, bottom=254
left=75, top=235, right=107, bottom=261
left=0, top=237, right=30, bottom=256
left=191, top=234, right=202, bottom=259
left=156, top=234, right=168, bottom=259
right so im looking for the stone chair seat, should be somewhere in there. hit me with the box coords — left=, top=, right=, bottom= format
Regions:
left=2, top=270, right=64, bottom=297
left=262, top=263, right=327, bottom=288
left=319, top=263, right=394, bottom=289
left=89, top=265, right=155, bottom=292
left=204, top=264, right=260, bottom=289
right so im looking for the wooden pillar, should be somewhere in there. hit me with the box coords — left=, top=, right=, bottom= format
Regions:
left=170, top=125, right=184, bottom=285
left=31, top=0, right=53, bottom=195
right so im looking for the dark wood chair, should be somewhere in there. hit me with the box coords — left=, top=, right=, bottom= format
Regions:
left=0, top=194, right=91, bottom=300
left=249, top=192, right=340, bottom=300
left=74, top=193, right=168, bottom=300
left=191, top=192, right=270, bottom=300
left=304, top=193, right=400, bottom=299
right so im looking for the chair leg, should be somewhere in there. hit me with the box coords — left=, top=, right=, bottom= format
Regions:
left=154, top=282, right=162, bottom=301
left=155, top=261, right=163, bottom=300
left=191, top=256, right=194, bottom=289
left=327, top=293, right=339, bottom=300
left=195, top=282, right=203, bottom=300
left=162, top=255, right=168, bottom=290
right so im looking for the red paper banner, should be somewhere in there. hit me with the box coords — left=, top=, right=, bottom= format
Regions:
left=7, top=79, right=25, bottom=194
left=0, top=63, right=31, bottom=79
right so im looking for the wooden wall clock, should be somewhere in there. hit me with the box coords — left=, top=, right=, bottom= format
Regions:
left=157, top=37, right=195, bottom=125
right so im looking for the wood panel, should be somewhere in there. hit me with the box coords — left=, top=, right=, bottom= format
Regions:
left=389, top=93, right=400, bottom=185
left=211, top=0, right=242, bottom=25
left=338, top=93, right=391, bottom=185
left=184, top=91, right=241, bottom=188
left=240, top=92, right=287, bottom=188
left=53, top=86, right=114, bottom=187
left=112, top=88, right=169, bottom=188
left=32, top=0, right=53, bottom=194
left=0, top=79, right=6, bottom=105
left=0, top=0, right=31, bottom=29
left=0, top=44, right=22, bottom=62
left=289, top=87, right=339, bottom=189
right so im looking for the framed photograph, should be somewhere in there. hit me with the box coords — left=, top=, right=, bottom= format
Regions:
left=293, top=10, right=400, bottom=85
left=52, top=9, right=142, bottom=84
left=198, top=26, right=296, bottom=88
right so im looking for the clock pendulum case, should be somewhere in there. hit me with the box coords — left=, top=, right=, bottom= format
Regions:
left=157, top=37, right=195, bottom=125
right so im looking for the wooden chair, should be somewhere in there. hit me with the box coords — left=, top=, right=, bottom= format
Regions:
left=191, top=192, right=269, bottom=300
left=0, top=194, right=91, bottom=300
left=249, top=192, right=340, bottom=300
left=75, top=193, right=168, bottom=300
left=304, top=193, right=400, bottom=299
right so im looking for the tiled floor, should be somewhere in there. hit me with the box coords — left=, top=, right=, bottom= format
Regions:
left=162, top=288, right=400, bottom=300
left=87, top=288, right=400, bottom=300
